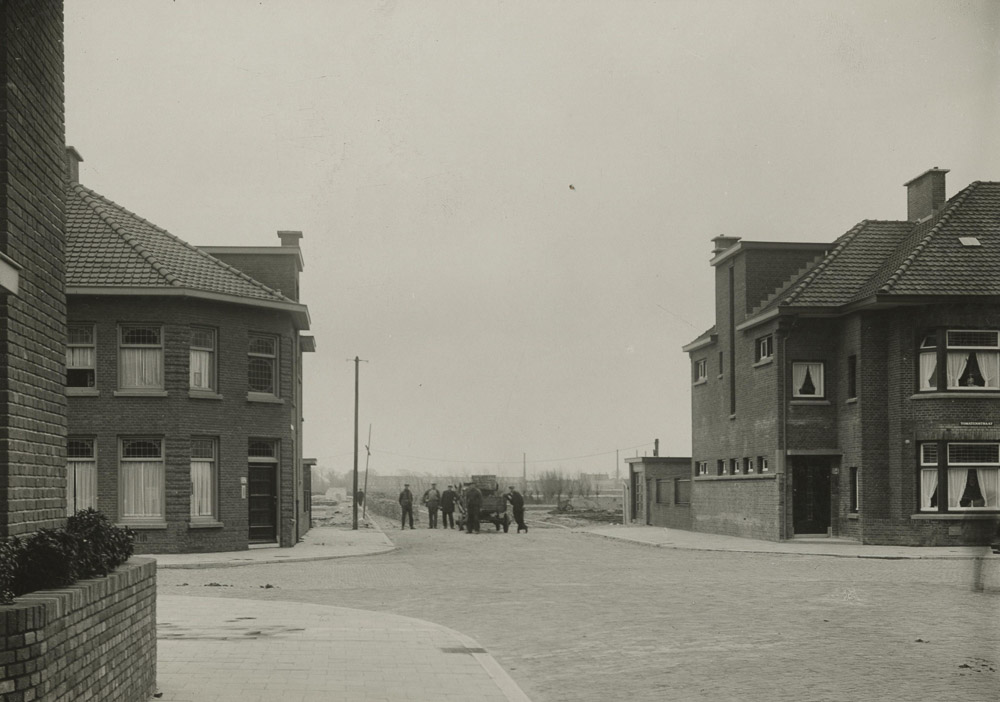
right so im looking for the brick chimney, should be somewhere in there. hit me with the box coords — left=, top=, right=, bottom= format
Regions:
left=712, top=235, right=741, bottom=255
left=904, top=168, right=948, bottom=222
left=278, top=230, right=303, bottom=247
left=66, top=146, right=83, bottom=182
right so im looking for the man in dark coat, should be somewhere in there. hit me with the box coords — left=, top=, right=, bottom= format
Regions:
left=398, top=483, right=414, bottom=529
left=505, top=486, right=528, bottom=533
left=464, top=484, right=482, bottom=533
left=440, top=485, right=458, bottom=529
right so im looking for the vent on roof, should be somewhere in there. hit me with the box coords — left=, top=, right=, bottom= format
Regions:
left=958, top=237, right=981, bottom=247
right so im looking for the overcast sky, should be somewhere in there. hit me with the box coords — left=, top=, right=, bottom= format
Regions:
left=64, top=0, right=1000, bottom=479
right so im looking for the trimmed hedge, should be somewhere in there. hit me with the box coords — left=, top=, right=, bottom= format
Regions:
left=0, top=509, right=135, bottom=605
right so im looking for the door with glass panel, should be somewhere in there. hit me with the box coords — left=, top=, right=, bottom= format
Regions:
left=792, top=460, right=831, bottom=535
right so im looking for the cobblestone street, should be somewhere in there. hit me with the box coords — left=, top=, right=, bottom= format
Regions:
left=157, top=522, right=1000, bottom=701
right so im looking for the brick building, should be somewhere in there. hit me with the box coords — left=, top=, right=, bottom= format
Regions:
left=64, top=153, right=315, bottom=553
left=625, top=456, right=692, bottom=529
left=1, top=0, right=69, bottom=538
left=684, top=169, right=1000, bottom=546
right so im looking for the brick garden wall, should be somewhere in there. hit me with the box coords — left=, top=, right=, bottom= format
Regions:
left=0, top=0, right=69, bottom=537
left=0, top=558, right=157, bottom=702
left=67, top=296, right=301, bottom=552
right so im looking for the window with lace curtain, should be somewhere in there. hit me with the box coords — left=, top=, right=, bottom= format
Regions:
left=118, top=325, right=163, bottom=390
left=919, top=442, right=999, bottom=512
left=919, top=329, right=1000, bottom=391
left=67, top=437, right=97, bottom=515
left=120, top=437, right=164, bottom=524
left=67, top=324, right=96, bottom=387
left=792, top=361, right=824, bottom=398
left=190, top=327, right=216, bottom=391
left=190, top=437, right=217, bottom=522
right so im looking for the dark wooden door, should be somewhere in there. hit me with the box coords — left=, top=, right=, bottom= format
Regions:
left=792, top=462, right=831, bottom=535
left=248, top=464, right=277, bottom=542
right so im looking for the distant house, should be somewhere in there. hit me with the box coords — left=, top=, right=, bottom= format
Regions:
left=684, top=169, right=1000, bottom=546
left=64, top=150, right=315, bottom=553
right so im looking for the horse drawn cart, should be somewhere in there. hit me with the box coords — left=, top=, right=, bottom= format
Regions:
left=457, top=474, right=510, bottom=533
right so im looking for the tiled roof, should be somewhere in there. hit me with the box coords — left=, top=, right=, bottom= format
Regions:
left=752, top=180, right=1000, bottom=318
left=66, top=183, right=292, bottom=303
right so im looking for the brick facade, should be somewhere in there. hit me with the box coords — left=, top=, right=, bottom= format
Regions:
left=625, top=457, right=691, bottom=529
left=685, top=183, right=1000, bottom=546
left=0, top=0, right=69, bottom=537
left=67, top=295, right=307, bottom=553
left=0, top=558, right=157, bottom=702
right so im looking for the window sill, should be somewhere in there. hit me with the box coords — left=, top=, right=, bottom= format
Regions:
left=189, top=390, right=224, bottom=401
left=66, top=387, right=100, bottom=397
left=910, top=391, right=1000, bottom=400
left=753, top=357, right=773, bottom=368
left=113, top=390, right=168, bottom=398
left=189, top=520, right=224, bottom=529
left=695, top=474, right=775, bottom=481
left=117, top=521, right=168, bottom=530
left=845, top=397, right=857, bottom=405
left=790, top=399, right=830, bottom=406
left=692, top=379, right=708, bottom=387
left=847, top=512, right=859, bottom=520
left=910, top=512, right=1000, bottom=521
left=247, top=392, right=284, bottom=404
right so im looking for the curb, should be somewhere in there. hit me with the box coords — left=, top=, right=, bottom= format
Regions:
left=576, top=529, right=991, bottom=561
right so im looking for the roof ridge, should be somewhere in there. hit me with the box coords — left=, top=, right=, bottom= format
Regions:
left=73, top=183, right=181, bottom=287
left=879, top=181, right=982, bottom=294
left=70, top=183, right=292, bottom=302
left=779, top=220, right=869, bottom=306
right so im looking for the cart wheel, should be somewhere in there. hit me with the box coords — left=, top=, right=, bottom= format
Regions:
left=502, top=515, right=510, bottom=533
left=494, top=519, right=501, bottom=531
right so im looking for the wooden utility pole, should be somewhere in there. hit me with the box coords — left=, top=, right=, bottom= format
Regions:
left=350, top=356, right=368, bottom=530
left=523, top=453, right=527, bottom=492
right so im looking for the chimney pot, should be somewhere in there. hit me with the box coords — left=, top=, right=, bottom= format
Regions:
left=904, top=168, right=948, bottom=222
left=66, top=146, right=83, bottom=182
left=277, top=230, right=303, bottom=247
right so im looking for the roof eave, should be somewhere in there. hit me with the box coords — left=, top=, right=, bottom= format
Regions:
left=681, top=334, right=717, bottom=353
left=67, top=286, right=311, bottom=330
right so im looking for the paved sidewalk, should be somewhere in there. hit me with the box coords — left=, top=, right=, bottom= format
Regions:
left=154, top=525, right=396, bottom=569
left=578, top=524, right=994, bottom=559
left=157, top=595, right=531, bottom=702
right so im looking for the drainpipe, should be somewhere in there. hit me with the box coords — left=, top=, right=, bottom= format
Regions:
left=778, top=325, right=788, bottom=540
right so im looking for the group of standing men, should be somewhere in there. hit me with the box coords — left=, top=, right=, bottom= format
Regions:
left=397, top=482, right=528, bottom=534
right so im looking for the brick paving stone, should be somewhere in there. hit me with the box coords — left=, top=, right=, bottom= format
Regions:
left=157, top=520, right=999, bottom=701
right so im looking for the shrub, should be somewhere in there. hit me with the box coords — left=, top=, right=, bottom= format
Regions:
left=0, top=510, right=135, bottom=606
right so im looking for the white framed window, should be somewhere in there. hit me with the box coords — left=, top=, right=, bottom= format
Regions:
left=919, top=443, right=939, bottom=511
left=120, top=437, right=164, bottom=524
left=696, top=461, right=708, bottom=476
left=190, top=327, right=216, bottom=391
left=693, top=358, right=707, bottom=383
left=119, top=325, right=163, bottom=390
left=190, top=437, right=218, bottom=521
left=729, top=458, right=739, bottom=476
left=792, top=361, right=825, bottom=398
left=755, top=335, right=773, bottom=363
left=946, top=443, right=999, bottom=511
left=944, top=330, right=999, bottom=390
left=918, top=334, right=938, bottom=391
left=758, top=456, right=769, bottom=473
left=716, top=459, right=725, bottom=476
left=67, top=324, right=96, bottom=388
left=248, top=333, right=278, bottom=395
left=744, top=457, right=755, bottom=474
left=849, top=467, right=860, bottom=513
left=67, top=437, right=97, bottom=515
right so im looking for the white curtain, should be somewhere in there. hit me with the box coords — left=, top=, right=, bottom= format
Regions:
left=920, top=469, right=938, bottom=510
left=976, top=351, right=999, bottom=389
left=122, top=460, right=163, bottom=518
left=976, top=468, right=999, bottom=508
left=67, top=347, right=94, bottom=369
left=947, top=468, right=969, bottom=509
left=121, top=348, right=162, bottom=388
left=946, top=352, right=969, bottom=388
left=919, top=352, right=937, bottom=390
left=190, top=349, right=212, bottom=389
left=190, top=461, right=215, bottom=518
left=70, top=460, right=97, bottom=511
left=792, top=364, right=808, bottom=395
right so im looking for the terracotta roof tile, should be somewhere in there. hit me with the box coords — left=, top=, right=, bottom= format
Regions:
left=66, top=183, right=292, bottom=303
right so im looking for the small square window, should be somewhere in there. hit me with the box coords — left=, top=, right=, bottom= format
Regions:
left=758, top=456, right=769, bottom=473
left=792, top=362, right=825, bottom=398
left=717, top=459, right=725, bottom=476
